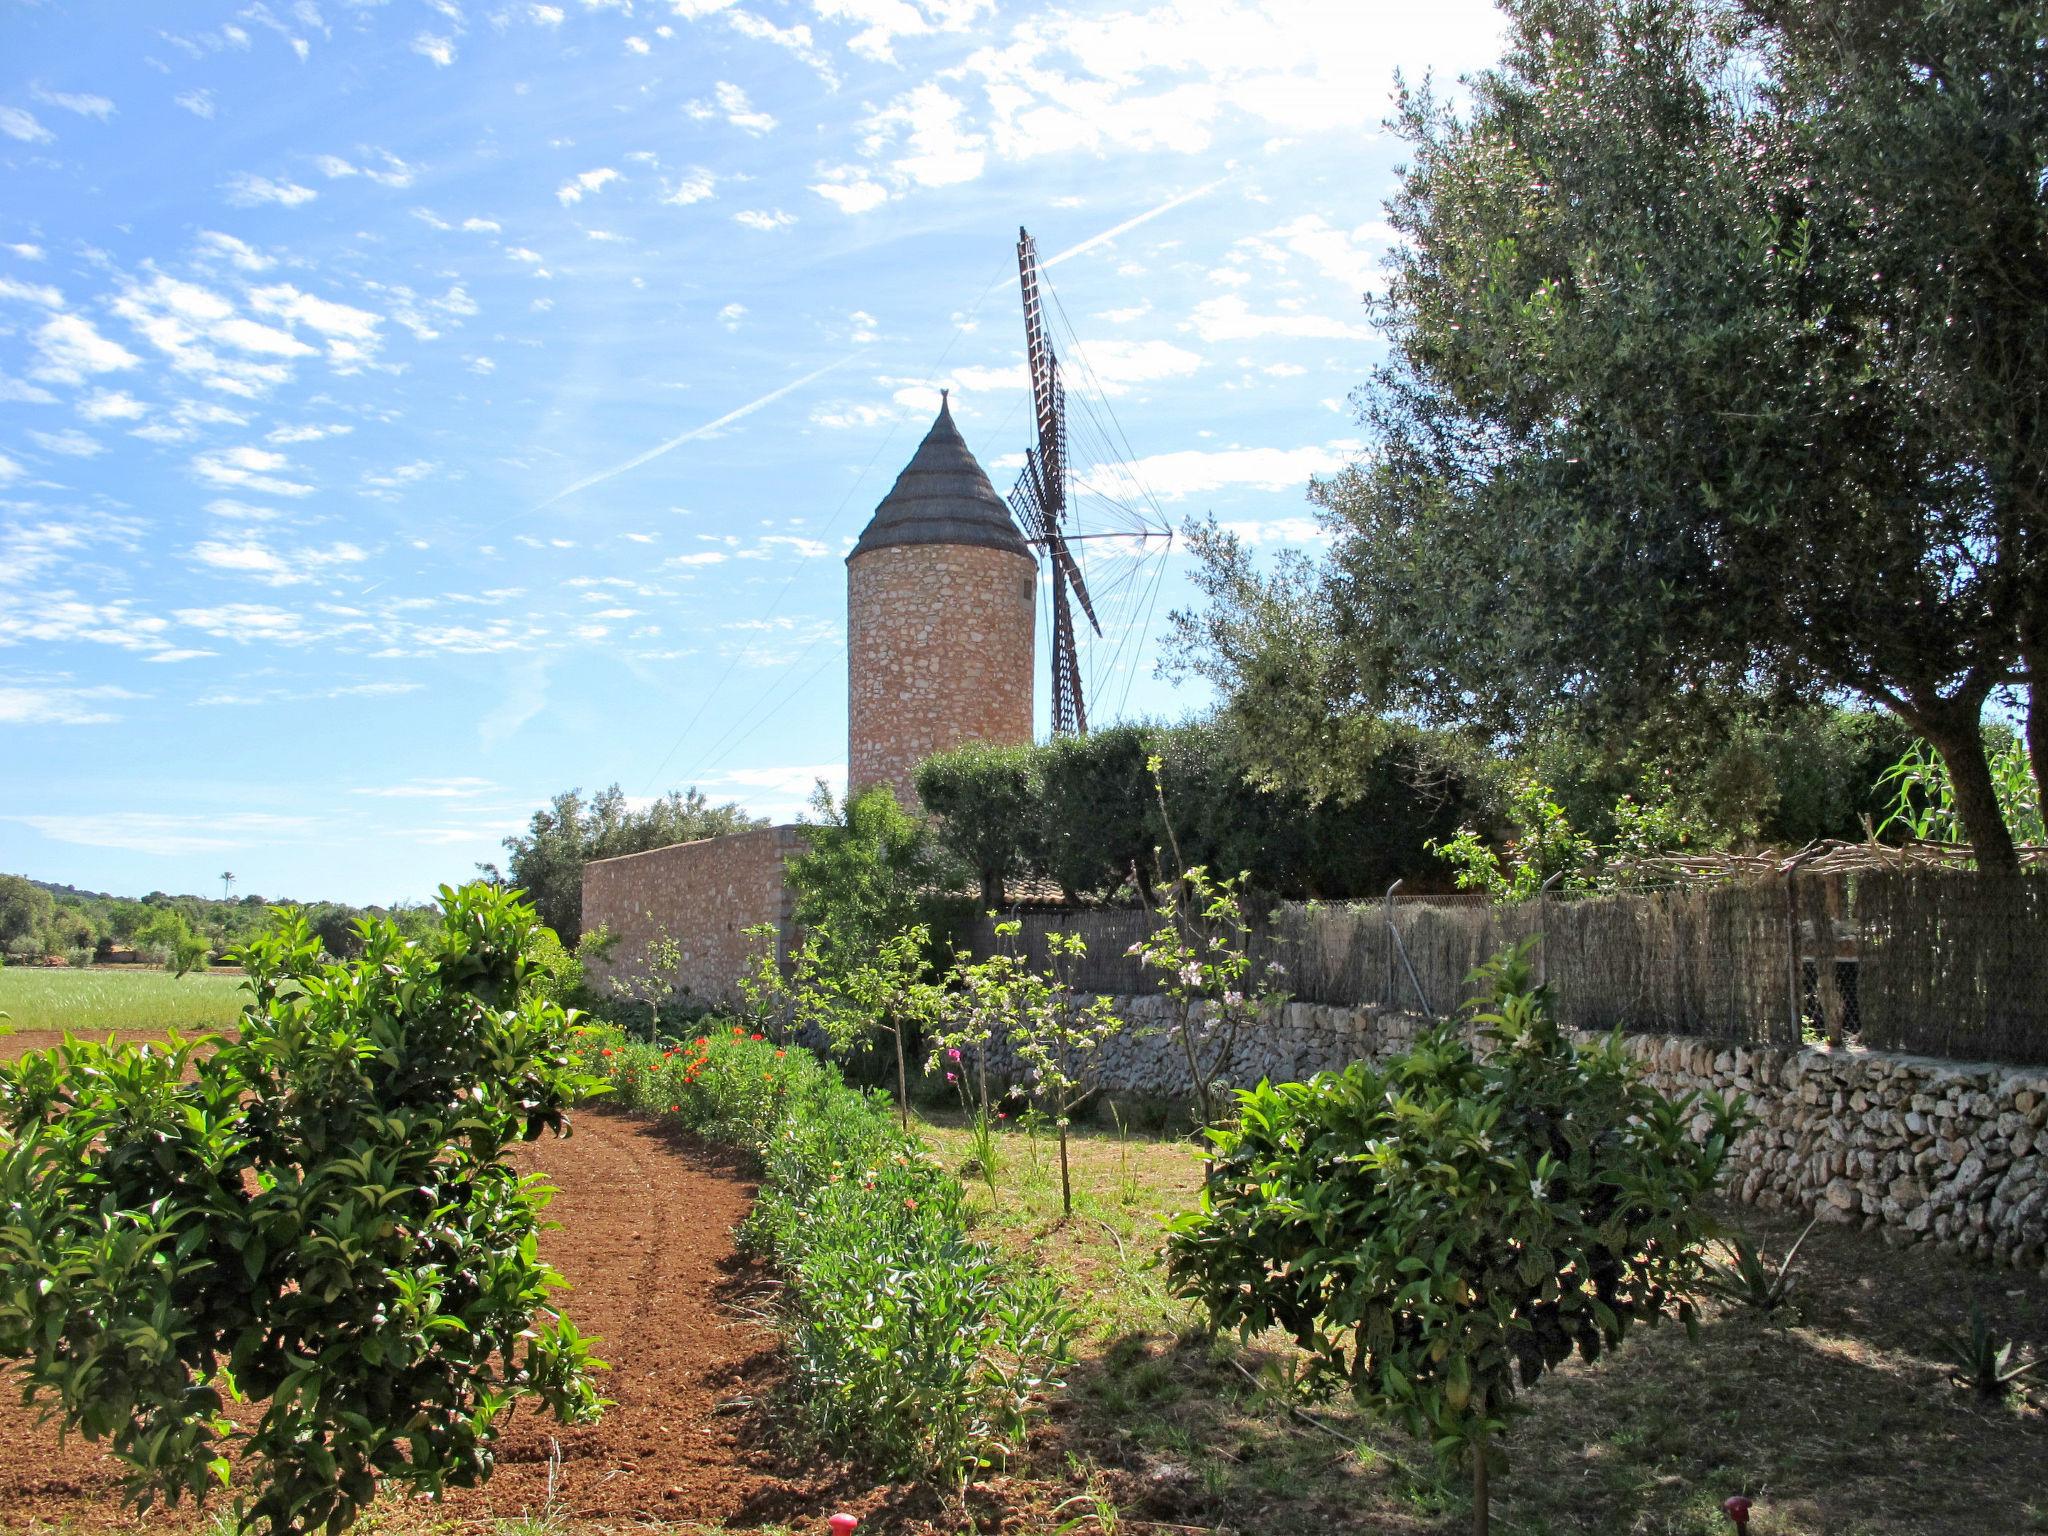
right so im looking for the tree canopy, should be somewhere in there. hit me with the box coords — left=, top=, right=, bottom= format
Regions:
left=1172, top=0, right=2047, bottom=866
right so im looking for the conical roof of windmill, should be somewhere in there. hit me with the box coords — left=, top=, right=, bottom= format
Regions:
left=848, top=392, right=1031, bottom=561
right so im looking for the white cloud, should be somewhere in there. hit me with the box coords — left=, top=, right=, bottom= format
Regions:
left=192, top=445, right=317, bottom=496
left=266, top=422, right=353, bottom=443
left=5, top=810, right=312, bottom=854
left=1080, top=440, right=1360, bottom=500
left=469, top=355, right=496, bottom=374
left=1, top=374, right=59, bottom=404
left=0, top=275, right=65, bottom=308
left=809, top=166, right=889, bottom=214
left=690, top=80, right=776, bottom=134
left=725, top=10, right=838, bottom=84
left=413, top=31, right=457, bottom=65
left=1233, top=212, right=1388, bottom=294
left=1218, top=515, right=1330, bottom=545
left=461, top=216, right=501, bottom=232
left=28, top=427, right=105, bottom=457
left=5, top=242, right=44, bottom=260
left=663, top=167, right=717, bottom=205
left=530, top=3, right=565, bottom=23
left=733, top=208, right=795, bottom=232
left=248, top=283, right=383, bottom=342
left=188, top=536, right=368, bottom=586
left=31, top=84, right=117, bottom=120
left=813, top=0, right=989, bottom=63
left=350, top=776, right=494, bottom=798
left=0, top=106, right=55, bottom=144
left=557, top=166, right=620, bottom=204
left=871, top=83, right=986, bottom=188
left=224, top=172, right=318, bottom=207
left=0, top=452, right=23, bottom=484
left=849, top=310, right=878, bottom=343
left=0, top=683, right=142, bottom=727
left=625, top=33, right=651, bottom=52
left=196, top=230, right=275, bottom=271
left=506, top=246, right=545, bottom=264
left=171, top=603, right=314, bottom=644
left=718, top=302, right=747, bottom=330
left=175, top=88, right=216, bottom=119
left=313, top=150, right=415, bottom=187
left=1185, top=293, right=1372, bottom=343
left=32, top=313, right=142, bottom=384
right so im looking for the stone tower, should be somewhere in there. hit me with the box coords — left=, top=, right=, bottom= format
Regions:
left=847, top=393, right=1036, bottom=807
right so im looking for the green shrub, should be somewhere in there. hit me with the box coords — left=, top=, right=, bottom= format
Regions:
left=915, top=742, right=1046, bottom=906
left=1164, top=943, right=1739, bottom=1536
left=575, top=1023, right=1073, bottom=1486
left=0, top=884, right=606, bottom=1536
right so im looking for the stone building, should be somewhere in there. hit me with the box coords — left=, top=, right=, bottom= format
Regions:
left=583, top=395, right=1035, bottom=1003
left=847, top=392, right=1036, bottom=808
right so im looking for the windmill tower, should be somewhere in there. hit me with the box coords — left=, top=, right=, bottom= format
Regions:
left=1010, top=227, right=1102, bottom=736
left=846, top=392, right=1037, bottom=808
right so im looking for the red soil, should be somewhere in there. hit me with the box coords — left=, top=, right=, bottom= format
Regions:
left=0, top=1033, right=926, bottom=1533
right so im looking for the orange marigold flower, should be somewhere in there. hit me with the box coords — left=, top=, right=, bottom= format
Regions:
left=775, top=1049, right=786, bottom=1058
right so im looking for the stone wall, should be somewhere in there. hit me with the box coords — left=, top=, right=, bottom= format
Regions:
left=581, top=825, right=806, bottom=1009
left=978, top=995, right=2048, bottom=1272
left=846, top=541, right=1035, bottom=808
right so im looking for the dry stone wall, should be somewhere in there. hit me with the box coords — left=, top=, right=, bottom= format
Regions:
left=581, top=825, right=806, bottom=1009
left=977, top=994, right=2048, bottom=1272
left=847, top=541, right=1035, bottom=808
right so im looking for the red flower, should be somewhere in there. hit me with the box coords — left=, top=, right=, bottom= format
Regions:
left=750, top=1033, right=764, bottom=1041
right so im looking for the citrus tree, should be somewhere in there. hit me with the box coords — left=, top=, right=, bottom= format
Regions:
left=1165, top=943, right=1739, bottom=1536
left=0, top=883, right=606, bottom=1535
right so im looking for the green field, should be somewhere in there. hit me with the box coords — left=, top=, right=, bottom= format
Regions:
left=0, top=965, right=247, bottom=1037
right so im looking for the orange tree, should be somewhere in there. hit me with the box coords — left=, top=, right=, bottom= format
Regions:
left=0, top=884, right=605, bottom=1535
left=1165, top=944, right=1739, bottom=1536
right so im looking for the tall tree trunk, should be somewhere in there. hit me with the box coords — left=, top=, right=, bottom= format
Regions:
left=1918, top=704, right=2019, bottom=872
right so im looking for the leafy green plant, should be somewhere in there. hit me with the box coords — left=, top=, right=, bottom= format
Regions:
left=608, top=928, right=690, bottom=1039
left=0, top=884, right=607, bottom=1536
left=1877, top=734, right=2043, bottom=847
left=1005, top=926, right=1126, bottom=1218
left=579, top=1021, right=1075, bottom=1487
left=1430, top=776, right=1595, bottom=902
left=1165, top=941, right=1739, bottom=1536
left=1701, top=1217, right=1816, bottom=1318
left=1131, top=851, right=1288, bottom=1126
left=1945, top=1304, right=2041, bottom=1401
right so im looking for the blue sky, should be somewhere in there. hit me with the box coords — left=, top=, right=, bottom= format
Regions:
left=1, top=0, right=1506, bottom=905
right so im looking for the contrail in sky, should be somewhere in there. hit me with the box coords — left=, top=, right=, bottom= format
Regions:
left=1042, top=174, right=1232, bottom=270
left=530, top=179, right=1225, bottom=511
left=531, top=351, right=861, bottom=511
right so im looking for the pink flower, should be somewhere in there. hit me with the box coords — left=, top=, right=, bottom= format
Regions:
left=947, top=1048, right=962, bottom=1062
left=1224, top=990, right=1244, bottom=1008
left=946, top=1072, right=957, bottom=1083
left=1179, top=963, right=1202, bottom=987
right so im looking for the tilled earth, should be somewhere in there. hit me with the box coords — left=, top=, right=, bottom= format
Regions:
left=0, top=1030, right=925, bottom=1534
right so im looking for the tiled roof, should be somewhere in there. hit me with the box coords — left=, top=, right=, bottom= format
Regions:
left=847, top=393, right=1031, bottom=561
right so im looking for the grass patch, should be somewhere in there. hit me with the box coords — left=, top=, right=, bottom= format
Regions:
left=0, top=966, right=245, bottom=1036
left=919, top=1111, right=2048, bottom=1536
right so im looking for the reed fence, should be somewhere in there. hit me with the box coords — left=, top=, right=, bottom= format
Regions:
left=970, top=867, right=2048, bottom=1065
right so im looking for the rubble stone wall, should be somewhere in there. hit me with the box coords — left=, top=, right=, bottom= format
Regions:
left=847, top=541, right=1035, bottom=809
left=581, top=825, right=806, bottom=1009
left=980, top=995, right=2048, bottom=1271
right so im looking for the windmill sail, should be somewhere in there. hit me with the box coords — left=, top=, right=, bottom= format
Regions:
left=1011, top=226, right=1102, bottom=737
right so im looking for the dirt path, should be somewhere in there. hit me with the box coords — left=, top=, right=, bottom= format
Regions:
left=0, top=1091, right=833, bottom=1535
